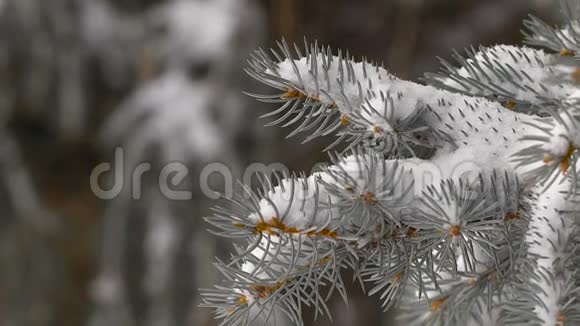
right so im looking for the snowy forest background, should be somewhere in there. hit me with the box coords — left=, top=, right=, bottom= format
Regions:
left=0, top=0, right=565, bottom=326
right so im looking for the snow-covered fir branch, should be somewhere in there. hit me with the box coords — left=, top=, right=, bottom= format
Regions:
left=202, top=1, right=580, bottom=325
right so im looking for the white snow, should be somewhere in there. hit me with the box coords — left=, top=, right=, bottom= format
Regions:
left=441, top=45, right=575, bottom=104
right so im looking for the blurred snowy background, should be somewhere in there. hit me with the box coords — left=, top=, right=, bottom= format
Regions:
left=0, top=0, right=562, bottom=325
